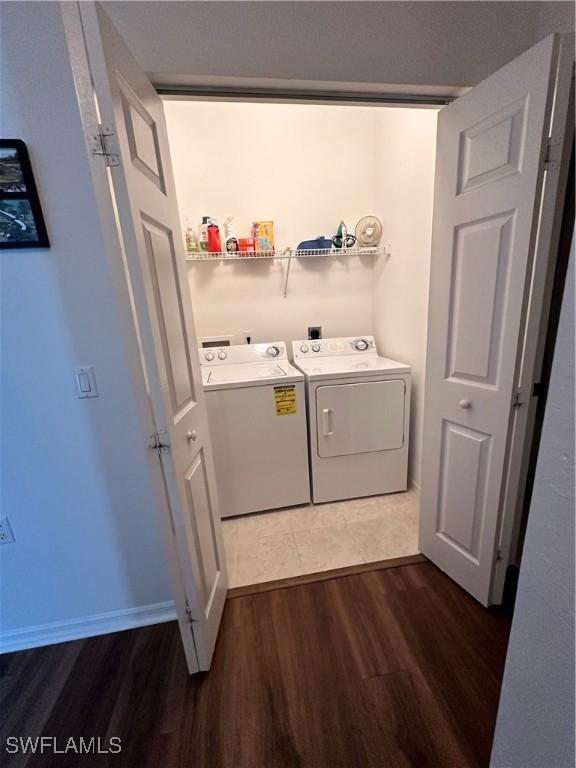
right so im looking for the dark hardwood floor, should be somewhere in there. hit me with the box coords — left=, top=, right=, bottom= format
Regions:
left=0, top=562, right=512, bottom=768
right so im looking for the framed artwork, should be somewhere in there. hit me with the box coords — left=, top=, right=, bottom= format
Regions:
left=0, top=139, right=49, bottom=248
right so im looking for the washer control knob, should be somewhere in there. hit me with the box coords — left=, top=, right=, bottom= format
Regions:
left=353, top=339, right=369, bottom=351
left=300, top=344, right=309, bottom=353
left=204, top=352, right=215, bottom=362
left=311, top=343, right=321, bottom=352
left=266, top=345, right=280, bottom=357
left=217, top=350, right=227, bottom=360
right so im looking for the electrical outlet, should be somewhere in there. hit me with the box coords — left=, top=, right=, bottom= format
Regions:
left=308, top=326, right=322, bottom=340
left=0, top=518, right=15, bottom=545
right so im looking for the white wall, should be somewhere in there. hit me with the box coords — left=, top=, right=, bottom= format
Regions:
left=0, top=2, right=173, bottom=649
left=164, top=100, right=381, bottom=346
left=372, top=109, right=438, bottom=488
left=165, top=100, right=437, bottom=485
left=490, top=236, right=575, bottom=768
left=104, top=1, right=575, bottom=91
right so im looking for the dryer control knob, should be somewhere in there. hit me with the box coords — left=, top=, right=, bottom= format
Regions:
left=353, top=339, right=369, bottom=351
left=217, top=350, right=228, bottom=360
left=311, top=343, right=321, bottom=352
left=300, top=344, right=309, bottom=353
left=204, top=352, right=215, bottom=362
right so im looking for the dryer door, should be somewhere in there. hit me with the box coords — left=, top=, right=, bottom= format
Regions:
left=316, top=380, right=405, bottom=458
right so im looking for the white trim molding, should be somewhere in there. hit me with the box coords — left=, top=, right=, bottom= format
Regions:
left=0, top=601, right=177, bottom=654
left=408, top=476, right=421, bottom=494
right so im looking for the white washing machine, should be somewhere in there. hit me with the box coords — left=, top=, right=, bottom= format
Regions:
left=200, top=342, right=310, bottom=517
left=291, top=336, right=411, bottom=504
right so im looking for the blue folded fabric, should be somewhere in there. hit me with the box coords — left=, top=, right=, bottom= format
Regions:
left=296, top=236, right=333, bottom=251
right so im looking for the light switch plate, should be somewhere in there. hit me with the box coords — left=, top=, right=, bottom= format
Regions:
left=73, top=366, right=99, bottom=398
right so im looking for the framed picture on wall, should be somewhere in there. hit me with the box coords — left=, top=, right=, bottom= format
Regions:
left=0, top=139, right=49, bottom=248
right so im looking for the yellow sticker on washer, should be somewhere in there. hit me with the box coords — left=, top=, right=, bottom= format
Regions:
left=274, top=385, right=297, bottom=415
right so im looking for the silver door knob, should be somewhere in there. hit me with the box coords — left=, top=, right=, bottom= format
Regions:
left=187, top=430, right=197, bottom=441
left=459, top=399, right=471, bottom=409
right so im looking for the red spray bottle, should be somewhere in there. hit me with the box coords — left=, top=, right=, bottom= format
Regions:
left=207, top=219, right=222, bottom=253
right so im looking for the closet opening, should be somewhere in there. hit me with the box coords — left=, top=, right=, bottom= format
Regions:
left=162, top=95, right=440, bottom=589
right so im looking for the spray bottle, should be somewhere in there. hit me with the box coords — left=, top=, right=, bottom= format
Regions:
left=224, top=217, right=239, bottom=254
left=207, top=218, right=222, bottom=253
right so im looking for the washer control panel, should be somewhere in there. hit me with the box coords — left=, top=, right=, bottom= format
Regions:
left=199, top=341, right=288, bottom=366
left=292, top=336, right=376, bottom=360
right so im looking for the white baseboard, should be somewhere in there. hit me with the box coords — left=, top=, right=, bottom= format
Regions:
left=408, top=476, right=420, bottom=493
left=0, top=600, right=177, bottom=654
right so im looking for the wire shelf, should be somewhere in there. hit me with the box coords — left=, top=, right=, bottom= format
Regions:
left=185, top=246, right=387, bottom=262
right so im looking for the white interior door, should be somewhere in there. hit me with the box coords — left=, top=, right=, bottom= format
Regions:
left=71, top=3, right=227, bottom=670
left=420, top=35, right=561, bottom=606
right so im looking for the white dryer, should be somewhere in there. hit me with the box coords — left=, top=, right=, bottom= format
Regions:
left=291, top=336, right=411, bottom=504
left=200, top=342, right=310, bottom=517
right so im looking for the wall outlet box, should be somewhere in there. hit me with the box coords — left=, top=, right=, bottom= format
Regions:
left=0, top=518, right=15, bottom=545
left=308, top=326, right=322, bottom=340
left=200, top=335, right=233, bottom=348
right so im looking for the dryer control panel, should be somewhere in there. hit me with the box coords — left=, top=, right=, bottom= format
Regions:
left=292, top=336, right=376, bottom=360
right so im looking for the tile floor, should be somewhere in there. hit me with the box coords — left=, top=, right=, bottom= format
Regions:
left=222, top=489, right=419, bottom=588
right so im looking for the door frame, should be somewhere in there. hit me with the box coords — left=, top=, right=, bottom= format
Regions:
left=491, top=33, right=575, bottom=602
left=61, top=2, right=201, bottom=673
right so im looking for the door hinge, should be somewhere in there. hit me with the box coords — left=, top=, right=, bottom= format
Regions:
left=512, top=383, right=531, bottom=409
left=185, top=601, right=194, bottom=626
left=496, top=547, right=503, bottom=562
left=90, top=124, right=120, bottom=167
left=543, top=137, right=561, bottom=171
left=148, top=428, right=170, bottom=454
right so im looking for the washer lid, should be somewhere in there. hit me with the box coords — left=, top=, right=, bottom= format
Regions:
left=294, top=355, right=411, bottom=380
left=202, top=361, right=304, bottom=390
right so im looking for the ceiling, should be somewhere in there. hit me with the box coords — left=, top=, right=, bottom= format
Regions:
left=103, top=1, right=574, bottom=95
